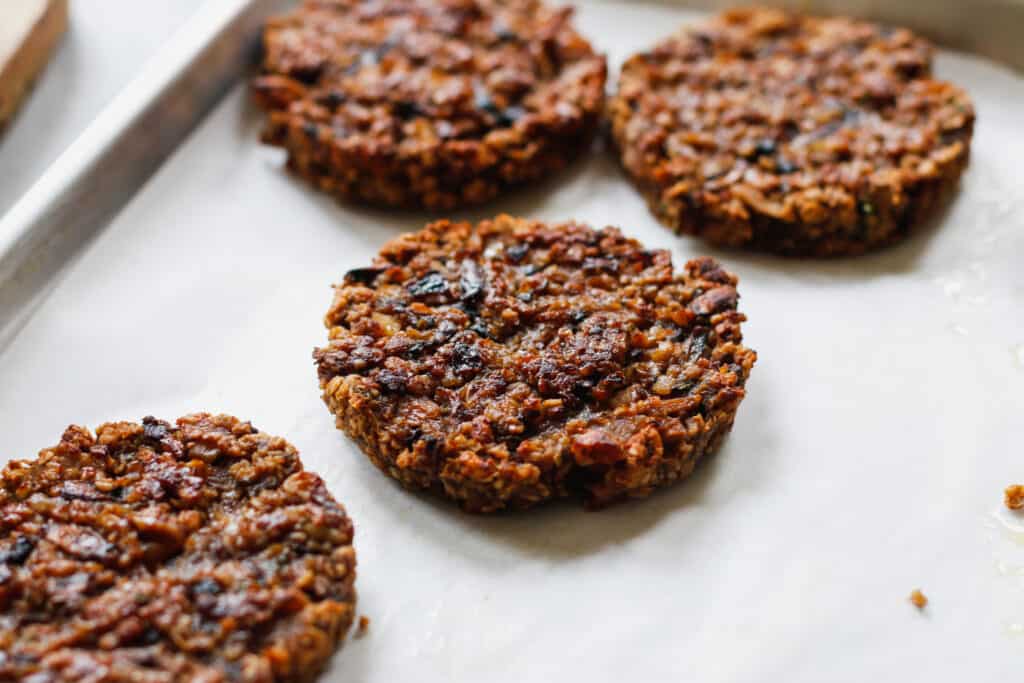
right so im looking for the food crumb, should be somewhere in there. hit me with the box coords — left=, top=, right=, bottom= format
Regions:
left=1004, top=485, right=1024, bottom=510
left=356, top=615, right=370, bottom=637
left=909, top=589, right=928, bottom=609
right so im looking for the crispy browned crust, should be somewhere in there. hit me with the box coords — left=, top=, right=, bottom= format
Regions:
left=314, top=215, right=756, bottom=512
left=0, top=414, right=356, bottom=683
left=253, top=0, right=607, bottom=210
left=609, top=7, right=975, bottom=257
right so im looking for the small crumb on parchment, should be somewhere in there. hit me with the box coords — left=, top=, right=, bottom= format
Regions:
left=355, top=615, right=370, bottom=637
left=909, top=589, right=928, bottom=609
left=1004, top=485, right=1024, bottom=510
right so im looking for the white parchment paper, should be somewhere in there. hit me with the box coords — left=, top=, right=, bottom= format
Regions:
left=2, top=2, right=1024, bottom=680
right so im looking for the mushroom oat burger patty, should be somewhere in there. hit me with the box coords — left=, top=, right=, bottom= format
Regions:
left=609, top=7, right=974, bottom=256
left=253, top=0, right=607, bottom=210
left=315, top=216, right=756, bottom=512
left=0, top=414, right=357, bottom=683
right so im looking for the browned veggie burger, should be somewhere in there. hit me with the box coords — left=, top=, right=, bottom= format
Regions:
left=0, top=414, right=357, bottom=683
left=254, top=0, right=606, bottom=210
left=610, top=7, right=974, bottom=256
left=315, top=215, right=755, bottom=512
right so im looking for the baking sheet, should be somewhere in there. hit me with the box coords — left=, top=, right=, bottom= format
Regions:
left=2, top=1, right=1024, bottom=680
left=0, top=0, right=205, bottom=217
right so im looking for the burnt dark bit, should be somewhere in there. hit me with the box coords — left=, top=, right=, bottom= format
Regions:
left=317, top=90, right=346, bottom=108
left=752, top=139, right=777, bottom=157
left=252, top=0, right=607, bottom=210
left=314, top=215, right=756, bottom=512
left=408, top=271, right=449, bottom=298
left=505, top=243, right=529, bottom=263
left=0, top=414, right=357, bottom=683
left=141, top=417, right=168, bottom=441
left=0, top=537, right=35, bottom=565
left=609, top=7, right=975, bottom=257
left=344, top=266, right=387, bottom=285
left=459, top=260, right=485, bottom=304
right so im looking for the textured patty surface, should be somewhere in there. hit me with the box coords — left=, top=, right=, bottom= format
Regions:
left=0, top=414, right=357, bottom=683
left=609, top=7, right=974, bottom=256
left=254, top=0, right=606, bottom=210
left=315, top=215, right=756, bottom=512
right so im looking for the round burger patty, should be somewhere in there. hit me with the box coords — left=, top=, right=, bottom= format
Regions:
left=0, top=414, right=357, bottom=683
left=315, top=215, right=756, bottom=512
left=609, top=7, right=975, bottom=256
left=253, top=0, right=607, bottom=210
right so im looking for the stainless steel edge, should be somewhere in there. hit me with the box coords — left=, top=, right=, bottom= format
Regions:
left=0, top=0, right=290, bottom=351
